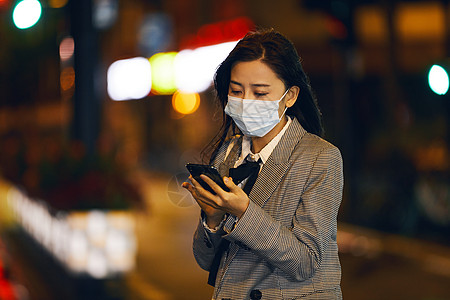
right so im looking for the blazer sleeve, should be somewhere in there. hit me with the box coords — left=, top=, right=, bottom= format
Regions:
left=223, top=145, right=344, bottom=281
left=192, top=215, right=225, bottom=271
left=192, top=139, right=233, bottom=271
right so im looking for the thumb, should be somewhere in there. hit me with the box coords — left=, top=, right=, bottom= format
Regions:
left=223, top=176, right=239, bottom=191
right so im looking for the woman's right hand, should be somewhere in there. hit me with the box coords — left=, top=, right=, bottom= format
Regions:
left=182, top=176, right=226, bottom=228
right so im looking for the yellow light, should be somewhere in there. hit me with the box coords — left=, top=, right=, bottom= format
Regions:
left=172, top=91, right=200, bottom=115
left=149, top=52, right=177, bottom=95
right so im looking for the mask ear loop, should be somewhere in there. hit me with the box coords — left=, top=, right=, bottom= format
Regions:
left=278, top=88, right=291, bottom=120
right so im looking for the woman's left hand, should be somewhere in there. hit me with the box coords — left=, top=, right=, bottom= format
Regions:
left=192, top=175, right=250, bottom=219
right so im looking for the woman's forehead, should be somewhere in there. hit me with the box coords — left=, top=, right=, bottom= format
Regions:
left=230, top=60, right=282, bottom=86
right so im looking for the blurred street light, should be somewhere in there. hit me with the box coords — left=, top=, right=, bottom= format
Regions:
left=149, top=52, right=177, bottom=95
left=174, top=41, right=238, bottom=93
left=59, top=36, right=75, bottom=61
left=12, top=0, right=42, bottom=29
left=172, top=91, right=200, bottom=115
left=428, top=64, right=450, bottom=95
left=107, top=57, right=152, bottom=101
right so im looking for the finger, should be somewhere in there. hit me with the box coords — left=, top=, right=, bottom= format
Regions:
left=182, top=181, right=198, bottom=198
left=188, top=175, right=203, bottom=190
left=223, top=176, right=241, bottom=192
left=199, top=174, right=226, bottom=196
left=190, top=175, right=216, bottom=199
left=183, top=178, right=205, bottom=198
left=196, top=197, right=220, bottom=210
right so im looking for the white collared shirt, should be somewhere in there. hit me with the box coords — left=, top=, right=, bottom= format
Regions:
left=228, top=115, right=292, bottom=168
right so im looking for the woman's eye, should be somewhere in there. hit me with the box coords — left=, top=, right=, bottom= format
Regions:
left=255, top=93, right=268, bottom=97
left=230, top=90, right=242, bottom=95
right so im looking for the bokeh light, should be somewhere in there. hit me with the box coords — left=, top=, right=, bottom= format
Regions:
left=93, top=0, right=118, bottom=29
left=59, top=36, right=74, bottom=61
left=138, top=12, right=173, bottom=56
left=172, top=91, right=200, bottom=115
left=174, top=41, right=238, bottom=93
left=107, top=57, right=152, bottom=101
left=180, top=17, right=254, bottom=49
left=60, top=67, right=75, bottom=91
left=12, top=0, right=42, bottom=29
left=149, top=52, right=177, bottom=95
left=428, top=64, right=449, bottom=95
left=48, top=0, right=68, bottom=8
left=8, top=188, right=136, bottom=278
left=0, top=0, right=9, bottom=9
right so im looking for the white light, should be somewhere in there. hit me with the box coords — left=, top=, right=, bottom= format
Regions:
left=69, top=229, right=89, bottom=269
left=6, top=187, right=137, bottom=278
left=51, top=217, right=69, bottom=260
left=87, top=248, right=108, bottom=278
left=87, top=210, right=108, bottom=247
left=13, top=0, right=42, bottom=29
left=428, top=64, right=449, bottom=95
left=175, top=41, right=238, bottom=93
left=105, top=229, right=127, bottom=256
left=107, top=57, right=152, bottom=100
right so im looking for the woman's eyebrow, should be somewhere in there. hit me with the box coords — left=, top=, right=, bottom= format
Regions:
left=230, top=80, right=270, bottom=88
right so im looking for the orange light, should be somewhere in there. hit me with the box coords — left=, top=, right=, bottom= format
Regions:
left=60, top=67, right=75, bottom=91
left=172, top=91, right=200, bottom=115
left=49, top=0, right=68, bottom=8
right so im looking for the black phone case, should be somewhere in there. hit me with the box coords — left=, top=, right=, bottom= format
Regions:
left=186, top=163, right=230, bottom=193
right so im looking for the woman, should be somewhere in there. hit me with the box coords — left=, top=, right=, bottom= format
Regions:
left=182, top=29, right=344, bottom=299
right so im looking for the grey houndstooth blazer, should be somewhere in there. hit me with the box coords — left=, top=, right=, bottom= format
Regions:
left=193, top=118, right=344, bottom=299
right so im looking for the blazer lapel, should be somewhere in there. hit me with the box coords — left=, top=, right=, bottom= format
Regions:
left=248, top=118, right=307, bottom=208
left=217, top=136, right=242, bottom=177
left=213, top=145, right=227, bottom=171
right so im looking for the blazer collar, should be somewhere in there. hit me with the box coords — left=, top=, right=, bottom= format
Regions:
left=216, top=117, right=306, bottom=167
left=269, top=117, right=307, bottom=164
left=249, top=117, right=306, bottom=207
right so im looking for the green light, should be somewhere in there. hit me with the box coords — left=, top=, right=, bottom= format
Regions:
left=13, top=0, right=42, bottom=29
left=149, top=52, right=177, bottom=95
left=428, top=64, right=449, bottom=95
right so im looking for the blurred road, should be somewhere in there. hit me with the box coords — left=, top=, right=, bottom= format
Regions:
left=1, top=170, right=450, bottom=300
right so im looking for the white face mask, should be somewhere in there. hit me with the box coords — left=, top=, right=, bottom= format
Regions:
left=224, top=89, right=289, bottom=137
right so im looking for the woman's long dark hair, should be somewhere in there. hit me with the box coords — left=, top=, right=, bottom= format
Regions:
left=204, top=28, right=324, bottom=164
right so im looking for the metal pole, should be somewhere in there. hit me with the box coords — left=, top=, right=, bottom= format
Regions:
left=69, top=0, right=100, bottom=155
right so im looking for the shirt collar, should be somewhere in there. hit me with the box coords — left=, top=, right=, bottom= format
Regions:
left=237, top=116, right=292, bottom=165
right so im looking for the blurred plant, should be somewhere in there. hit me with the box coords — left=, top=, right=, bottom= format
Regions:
left=1, top=132, right=144, bottom=211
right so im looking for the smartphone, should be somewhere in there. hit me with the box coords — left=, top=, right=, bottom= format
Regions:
left=185, top=163, right=230, bottom=194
